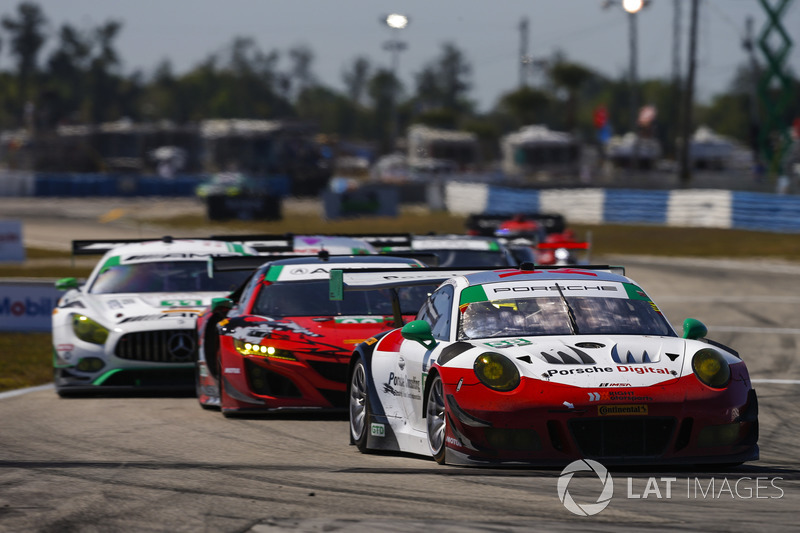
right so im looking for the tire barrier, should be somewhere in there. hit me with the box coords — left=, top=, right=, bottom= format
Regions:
left=445, top=182, right=800, bottom=233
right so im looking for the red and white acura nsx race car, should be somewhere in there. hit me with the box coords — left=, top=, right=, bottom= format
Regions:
left=195, top=254, right=431, bottom=415
left=334, top=264, right=759, bottom=466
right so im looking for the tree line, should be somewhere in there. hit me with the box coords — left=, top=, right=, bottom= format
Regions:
left=1, top=1, right=797, bottom=161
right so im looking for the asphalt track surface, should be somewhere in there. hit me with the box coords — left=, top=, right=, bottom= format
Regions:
left=1, top=198, right=799, bottom=532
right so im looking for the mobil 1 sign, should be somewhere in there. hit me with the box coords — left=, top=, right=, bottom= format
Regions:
left=0, top=280, right=61, bottom=332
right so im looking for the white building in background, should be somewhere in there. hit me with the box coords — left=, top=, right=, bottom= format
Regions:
left=500, top=125, right=581, bottom=178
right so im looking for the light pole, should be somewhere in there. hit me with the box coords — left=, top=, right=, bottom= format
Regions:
left=604, top=0, right=649, bottom=170
left=623, top=0, right=641, bottom=144
left=382, top=13, right=409, bottom=154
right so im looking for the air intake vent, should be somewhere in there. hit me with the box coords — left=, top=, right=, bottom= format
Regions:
left=115, top=330, right=197, bottom=363
left=536, top=346, right=596, bottom=365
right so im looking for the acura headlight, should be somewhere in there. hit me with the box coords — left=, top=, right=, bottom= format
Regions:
left=72, top=314, right=109, bottom=345
left=234, top=339, right=296, bottom=361
left=692, top=348, right=730, bottom=388
left=474, top=352, right=520, bottom=392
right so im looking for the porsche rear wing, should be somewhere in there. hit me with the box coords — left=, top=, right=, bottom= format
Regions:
left=329, top=264, right=626, bottom=299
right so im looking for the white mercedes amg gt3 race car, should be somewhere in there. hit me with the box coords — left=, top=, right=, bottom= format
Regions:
left=51, top=237, right=257, bottom=396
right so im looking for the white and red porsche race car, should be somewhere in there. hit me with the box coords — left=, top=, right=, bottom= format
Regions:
left=333, top=264, right=759, bottom=466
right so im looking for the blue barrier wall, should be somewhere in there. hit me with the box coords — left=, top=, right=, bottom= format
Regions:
left=603, top=189, right=671, bottom=225
left=445, top=183, right=800, bottom=233
left=485, top=186, right=540, bottom=214
left=731, top=192, right=800, bottom=233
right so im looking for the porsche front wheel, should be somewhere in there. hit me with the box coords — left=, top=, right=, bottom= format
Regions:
left=349, top=359, right=371, bottom=452
left=426, top=373, right=447, bottom=464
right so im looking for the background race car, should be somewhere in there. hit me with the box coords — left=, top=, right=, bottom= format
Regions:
left=51, top=237, right=257, bottom=396
left=379, top=234, right=518, bottom=267
left=195, top=255, right=432, bottom=416
left=335, top=265, right=759, bottom=466
left=466, top=213, right=591, bottom=265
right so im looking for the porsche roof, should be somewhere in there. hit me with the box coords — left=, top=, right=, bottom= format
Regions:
left=329, top=265, right=627, bottom=296
left=460, top=267, right=628, bottom=286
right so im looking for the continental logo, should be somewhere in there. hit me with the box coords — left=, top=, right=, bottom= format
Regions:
left=598, top=404, right=648, bottom=416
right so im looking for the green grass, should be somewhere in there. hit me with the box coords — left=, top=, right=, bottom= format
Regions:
left=571, top=224, right=800, bottom=261
left=2, top=213, right=799, bottom=393
left=0, top=333, right=53, bottom=393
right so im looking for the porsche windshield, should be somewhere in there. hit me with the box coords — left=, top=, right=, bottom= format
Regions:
left=252, top=280, right=429, bottom=317
left=458, top=295, right=674, bottom=339
left=89, top=261, right=250, bottom=294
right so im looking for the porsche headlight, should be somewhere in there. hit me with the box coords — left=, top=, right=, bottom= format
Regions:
left=234, top=339, right=296, bottom=361
left=72, top=314, right=109, bottom=345
left=692, top=348, right=730, bottom=388
left=474, top=352, right=520, bottom=392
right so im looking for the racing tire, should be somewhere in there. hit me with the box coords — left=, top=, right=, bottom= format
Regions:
left=349, top=359, right=372, bottom=453
left=426, top=373, right=447, bottom=465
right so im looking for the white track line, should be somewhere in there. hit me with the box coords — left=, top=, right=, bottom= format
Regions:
left=0, top=383, right=54, bottom=400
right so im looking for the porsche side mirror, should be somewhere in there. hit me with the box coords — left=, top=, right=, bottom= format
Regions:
left=401, top=320, right=437, bottom=350
left=682, top=318, right=708, bottom=340
left=211, top=297, right=233, bottom=314
left=55, top=277, right=79, bottom=291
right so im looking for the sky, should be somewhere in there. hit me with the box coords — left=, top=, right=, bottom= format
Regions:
left=4, top=0, right=799, bottom=113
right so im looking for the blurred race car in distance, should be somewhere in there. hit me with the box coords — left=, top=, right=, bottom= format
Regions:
left=195, top=254, right=432, bottom=415
left=466, top=213, right=590, bottom=265
left=465, top=213, right=567, bottom=236
left=336, top=264, right=758, bottom=466
left=52, top=236, right=258, bottom=396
